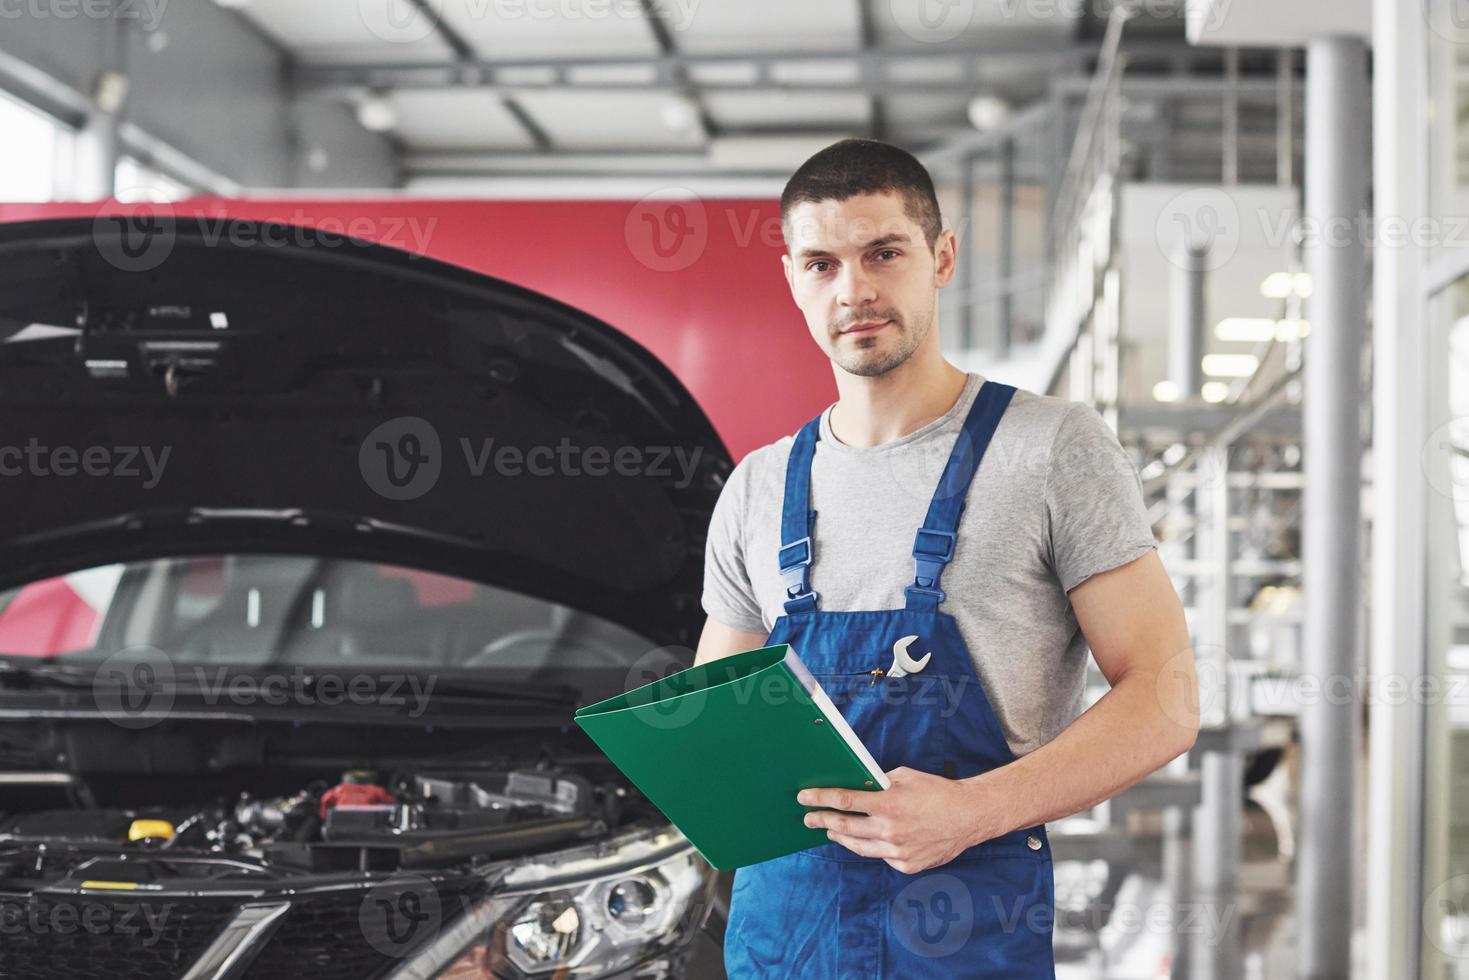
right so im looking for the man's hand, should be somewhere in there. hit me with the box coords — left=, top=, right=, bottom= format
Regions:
left=797, top=767, right=999, bottom=874
left=798, top=550, right=1196, bottom=875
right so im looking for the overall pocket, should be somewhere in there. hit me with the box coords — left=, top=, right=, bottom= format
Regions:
left=808, top=669, right=957, bottom=777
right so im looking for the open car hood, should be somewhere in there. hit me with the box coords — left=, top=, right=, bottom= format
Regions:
left=0, top=217, right=731, bottom=649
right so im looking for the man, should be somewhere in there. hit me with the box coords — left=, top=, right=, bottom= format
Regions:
left=695, top=138, right=1198, bottom=978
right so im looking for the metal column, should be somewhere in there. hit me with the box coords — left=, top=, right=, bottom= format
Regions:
left=1169, top=244, right=1208, bottom=398
left=958, top=151, right=976, bottom=351
left=1277, top=49, right=1296, bottom=188
left=1366, top=1, right=1430, bottom=976
left=74, top=1, right=128, bottom=200
left=1189, top=444, right=1244, bottom=980
left=998, top=136, right=1015, bottom=355
left=1297, top=35, right=1368, bottom=980
left=1163, top=244, right=1208, bottom=976
left=1223, top=47, right=1240, bottom=185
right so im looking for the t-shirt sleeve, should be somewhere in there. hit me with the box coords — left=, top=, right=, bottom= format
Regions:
left=1044, top=403, right=1158, bottom=593
left=700, top=456, right=767, bottom=633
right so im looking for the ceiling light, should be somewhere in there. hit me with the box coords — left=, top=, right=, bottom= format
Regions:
left=1260, top=271, right=1312, bottom=299
left=967, top=94, right=1011, bottom=132
left=1202, top=353, right=1259, bottom=377
left=93, top=71, right=128, bottom=114
left=1152, top=380, right=1181, bottom=403
left=1275, top=318, right=1310, bottom=340
left=1215, top=317, right=1277, bottom=342
left=356, top=95, right=398, bottom=133
left=660, top=95, right=699, bottom=133
left=1201, top=382, right=1230, bottom=403
left=1260, top=272, right=1294, bottom=299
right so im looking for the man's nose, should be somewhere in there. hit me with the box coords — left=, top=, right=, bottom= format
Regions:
left=834, top=263, right=878, bottom=307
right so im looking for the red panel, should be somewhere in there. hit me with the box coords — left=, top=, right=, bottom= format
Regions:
left=0, top=578, right=99, bottom=656
left=0, top=199, right=836, bottom=461
left=378, top=565, right=475, bottom=607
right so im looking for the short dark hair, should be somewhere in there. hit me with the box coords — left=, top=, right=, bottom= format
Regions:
left=780, top=138, right=944, bottom=248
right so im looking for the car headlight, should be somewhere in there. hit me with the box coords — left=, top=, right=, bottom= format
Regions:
left=389, top=830, right=713, bottom=980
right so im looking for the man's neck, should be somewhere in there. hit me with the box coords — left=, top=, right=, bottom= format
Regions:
left=828, top=356, right=970, bottom=448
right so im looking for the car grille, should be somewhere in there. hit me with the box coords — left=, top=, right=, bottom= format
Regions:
left=0, top=896, right=236, bottom=980
left=0, top=876, right=493, bottom=980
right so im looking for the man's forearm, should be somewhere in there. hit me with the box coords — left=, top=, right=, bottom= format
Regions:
left=956, top=668, right=1199, bottom=844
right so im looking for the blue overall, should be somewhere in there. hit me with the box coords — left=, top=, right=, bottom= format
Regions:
left=723, top=381, right=1056, bottom=979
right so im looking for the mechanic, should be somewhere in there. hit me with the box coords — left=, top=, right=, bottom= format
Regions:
left=694, top=138, right=1198, bottom=978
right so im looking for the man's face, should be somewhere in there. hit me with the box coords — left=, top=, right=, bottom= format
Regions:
left=781, top=191, right=956, bottom=378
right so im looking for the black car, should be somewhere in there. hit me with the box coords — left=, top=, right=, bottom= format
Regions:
left=0, top=217, right=731, bottom=979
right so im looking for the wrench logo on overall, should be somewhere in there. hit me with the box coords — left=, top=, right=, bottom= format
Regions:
left=887, top=635, right=932, bottom=679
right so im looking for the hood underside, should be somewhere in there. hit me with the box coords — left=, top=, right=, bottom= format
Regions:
left=0, top=217, right=731, bottom=649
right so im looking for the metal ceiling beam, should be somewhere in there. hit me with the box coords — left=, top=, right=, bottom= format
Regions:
left=638, top=0, right=716, bottom=141
left=404, top=150, right=791, bottom=178
left=293, top=41, right=1103, bottom=96
left=404, top=0, right=475, bottom=61
left=292, top=39, right=1235, bottom=96
left=855, top=0, right=884, bottom=140
left=499, top=97, right=553, bottom=151
left=404, top=0, right=551, bottom=151
left=1052, top=74, right=1285, bottom=99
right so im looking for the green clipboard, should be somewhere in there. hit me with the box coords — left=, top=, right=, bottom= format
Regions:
left=573, top=643, right=888, bottom=870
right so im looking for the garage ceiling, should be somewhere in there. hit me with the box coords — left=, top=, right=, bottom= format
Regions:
left=212, top=0, right=1094, bottom=179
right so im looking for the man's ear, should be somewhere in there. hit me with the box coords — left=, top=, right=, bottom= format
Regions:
left=933, top=229, right=958, bottom=288
left=781, top=252, right=795, bottom=296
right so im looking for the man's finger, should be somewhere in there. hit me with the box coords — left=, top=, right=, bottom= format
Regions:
left=796, top=786, right=886, bottom=812
left=805, top=811, right=892, bottom=839
left=826, top=831, right=899, bottom=859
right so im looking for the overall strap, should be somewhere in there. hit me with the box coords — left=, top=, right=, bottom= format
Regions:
left=777, top=415, right=822, bottom=613
left=905, top=381, right=1017, bottom=611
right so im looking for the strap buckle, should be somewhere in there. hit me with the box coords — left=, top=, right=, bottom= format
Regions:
left=778, top=535, right=817, bottom=606
left=907, top=528, right=957, bottom=605
left=911, top=528, right=956, bottom=585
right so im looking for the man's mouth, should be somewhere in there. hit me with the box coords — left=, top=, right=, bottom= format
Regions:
left=841, top=319, right=891, bottom=335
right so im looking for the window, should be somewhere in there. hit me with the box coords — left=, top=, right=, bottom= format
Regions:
left=114, top=155, right=192, bottom=202
left=0, top=89, right=70, bottom=202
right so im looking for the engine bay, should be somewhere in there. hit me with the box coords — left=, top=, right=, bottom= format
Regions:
left=0, top=765, right=648, bottom=892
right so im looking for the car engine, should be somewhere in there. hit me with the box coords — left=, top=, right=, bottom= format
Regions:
left=0, top=767, right=625, bottom=879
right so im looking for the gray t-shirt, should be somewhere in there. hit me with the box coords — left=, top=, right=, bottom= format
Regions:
left=701, top=371, right=1158, bottom=758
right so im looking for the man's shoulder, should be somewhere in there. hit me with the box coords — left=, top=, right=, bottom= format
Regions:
left=729, top=433, right=798, bottom=485
left=999, top=386, right=1086, bottom=440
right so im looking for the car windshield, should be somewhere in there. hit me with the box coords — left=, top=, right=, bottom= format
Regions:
left=0, top=554, right=674, bottom=704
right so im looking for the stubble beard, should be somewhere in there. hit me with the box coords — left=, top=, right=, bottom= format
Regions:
left=830, top=300, right=934, bottom=378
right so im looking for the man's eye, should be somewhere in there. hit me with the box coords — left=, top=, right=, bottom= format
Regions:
left=808, top=261, right=831, bottom=273
left=874, top=249, right=899, bottom=261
